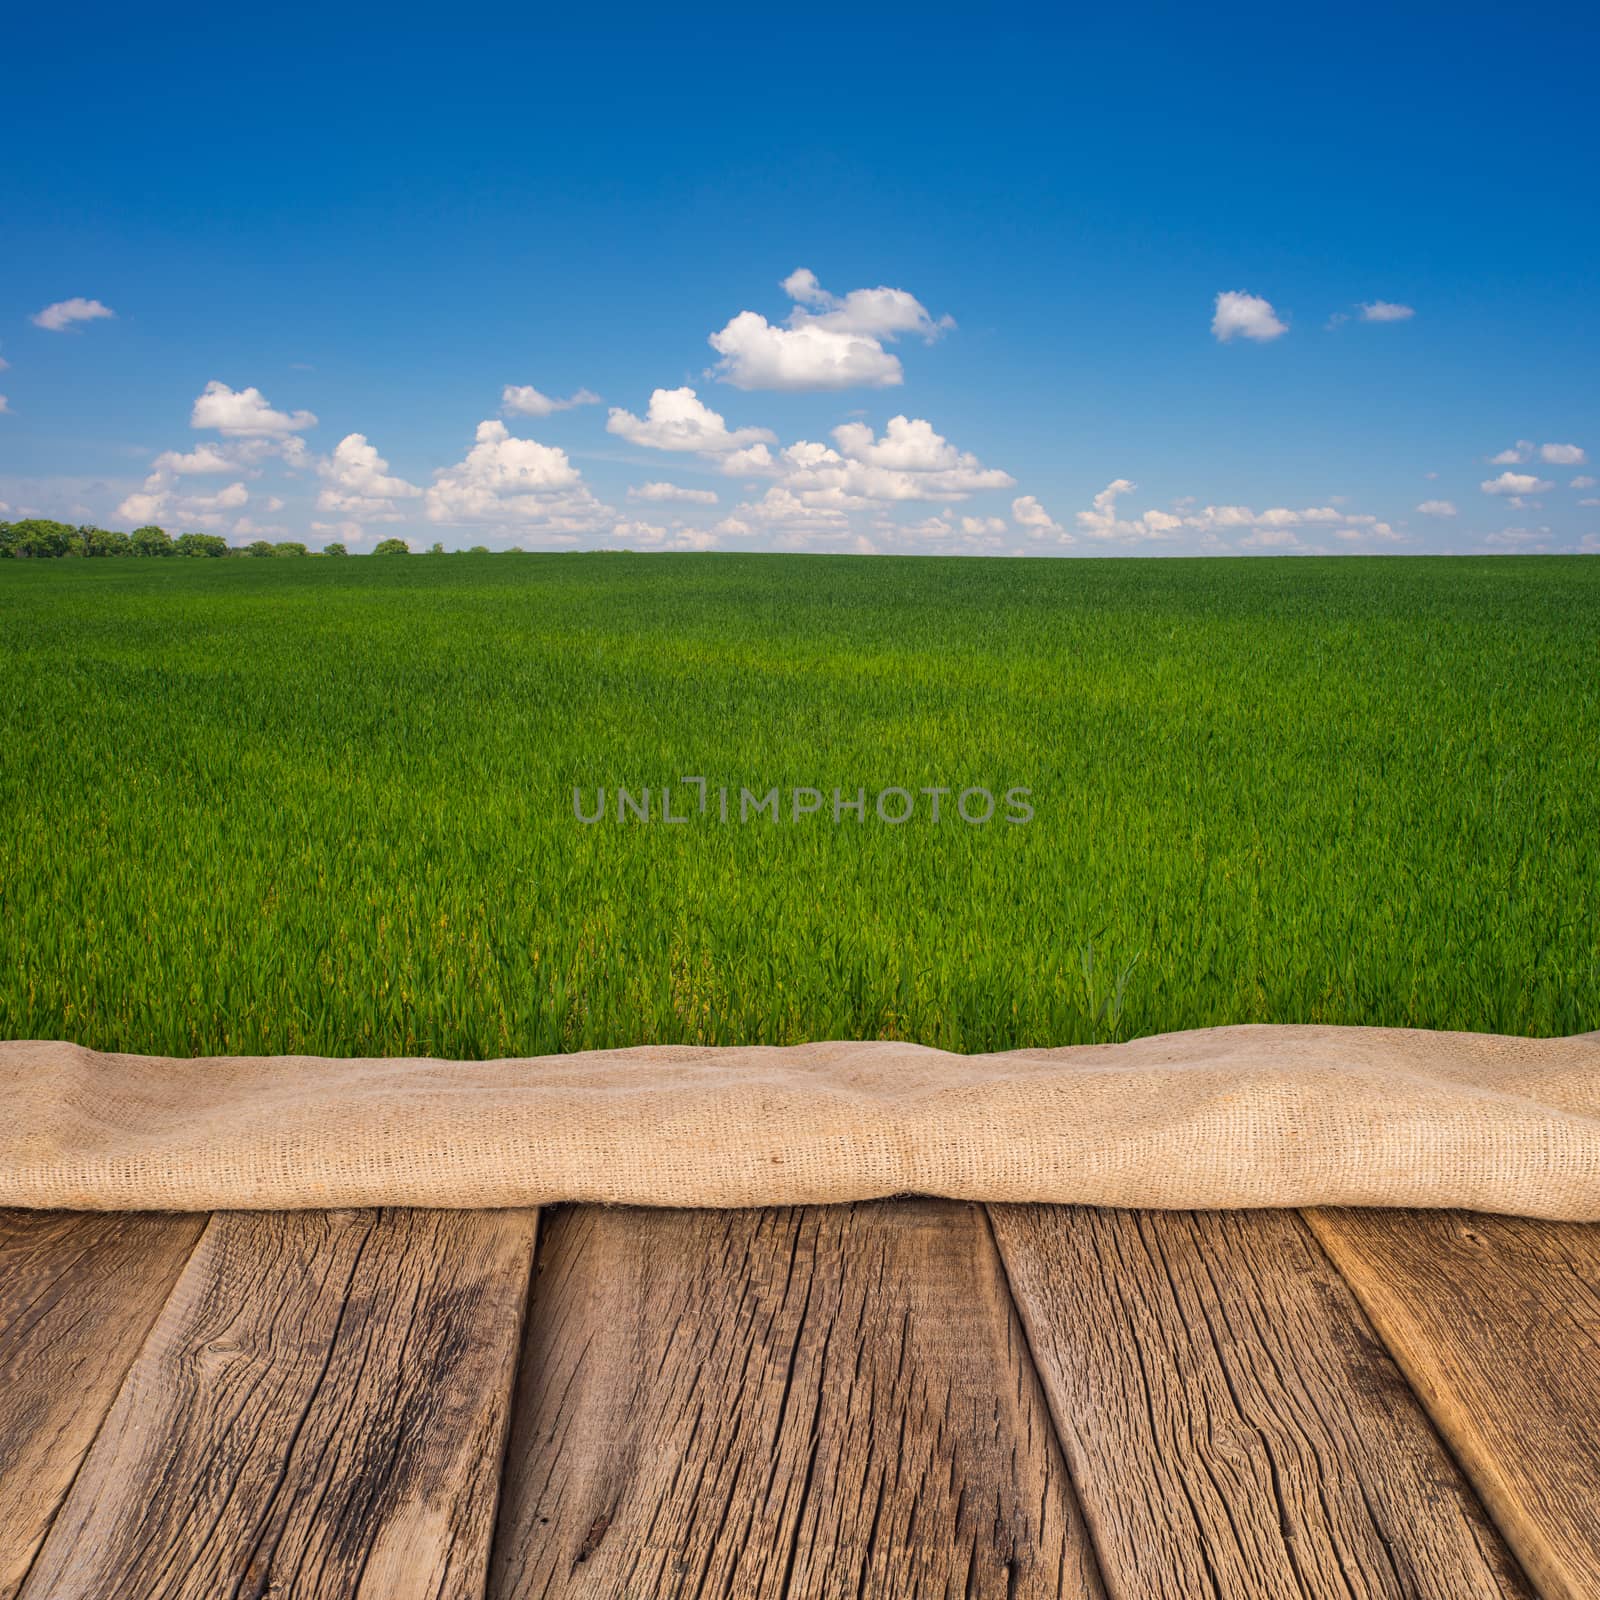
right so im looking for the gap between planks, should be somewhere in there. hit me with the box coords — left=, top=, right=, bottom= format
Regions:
left=1306, top=1207, right=1600, bottom=1600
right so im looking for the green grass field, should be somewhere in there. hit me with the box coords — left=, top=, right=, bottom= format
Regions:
left=2, top=552, right=1596, bottom=1057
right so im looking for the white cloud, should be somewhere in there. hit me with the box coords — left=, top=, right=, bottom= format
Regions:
left=778, top=268, right=953, bottom=340
left=1075, top=480, right=1186, bottom=541
left=1481, top=471, right=1553, bottom=496
left=316, top=434, right=422, bottom=522
left=607, top=387, right=776, bottom=455
left=1571, top=476, right=1597, bottom=489
left=191, top=381, right=317, bottom=437
left=627, top=481, right=719, bottom=504
left=708, top=312, right=906, bottom=390
left=1359, top=301, right=1415, bottom=322
left=1539, top=442, right=1586, bottom=465
left=1489, top=441, right=1534, bottom=465
left=1012, top=495, right=1069, bottom=541
left=773, top=416, right=1013, bottom=505
left=725, top=486, right=852, bottom=536
left=1416, top=500, right=1458, bottom=516
left=424, top=419, right=609, bottom=533
left=117, top=429, right=315, bottom=531
left=149, top=444, right=241, bottom=476
left=117, top=480, right=250, bottom=530
left=501, top=384, right=602, bottom=418
left=0, top=396, right=9, bottom=416
left=707, top=268, right=951, bottom=390
left=1579, top=498, right=1600, bottom=508
left=31, top=297, right=116, bottom=332
left=1068, top=483, right=1400, bottom=547
left=718, top=443, right=776, bottom=476
left=1212, top=291, right=1288, bottom=342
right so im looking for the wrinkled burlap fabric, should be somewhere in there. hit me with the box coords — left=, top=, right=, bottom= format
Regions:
left=3, top=1026, right=1599, bottom=1217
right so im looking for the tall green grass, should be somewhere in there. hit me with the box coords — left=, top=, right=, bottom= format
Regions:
left=2, top=552, right=1596, bottom=1056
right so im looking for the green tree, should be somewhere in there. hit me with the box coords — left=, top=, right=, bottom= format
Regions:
left=468, top=545, right=491, bottom=554
left=246, top=540, right=277, bottom=558
left=81, top=526, right=133, bottom=557
left=372, top=538, right=410, bottom=556
left=5, top=519, right=76, bottom=558
left=130, top=525, right=174, bottom=557
left=428, top=541, right=445, bottom=554
left=323, top=542, right=349, bottom=557
left=174, top=532, right=229, bottom=557
left=274, top=541, right=309, bottom=557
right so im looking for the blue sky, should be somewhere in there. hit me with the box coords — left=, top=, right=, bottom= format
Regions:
left=3, top=2, right=1596, bottom=556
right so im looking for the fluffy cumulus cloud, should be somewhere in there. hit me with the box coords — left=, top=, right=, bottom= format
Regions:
left=1481, top=470, right=1553, bottom=496
left=31, top=297, right=116, bottom=332
left=1359, top=301, right=1415, bottom=322
left=1571, top=475, right=1596, bottom=489
left=117, top=479, right=251, bottom=530
left=607, top=387, right=777, bottom=460
left=706, top=268, right=953, bottom=391
left=1012, top=495, right=1068, bottom=541
left=766, top=416, right=1014, bottom=506
left=1212, top=291, right=1288, bottom=343
left=501, top=384, right=601, bottom=418
left=715, top=487, right=852, bottom=540
left=1539, top=442, right=1586, bottom=465
left=1416, top=499, right=1458, bottom=516
left=0, top=395, right=9, bottom=415
left=191, top=381, right=318, bottom=438
left=316, top=434, right=422, bottom=522
left=1076, top=479, right=1180, bottom=540
left=115, top=382, right=324, bottom=532
left=423, top=419, right=609, bottom=535
left=628, top=481, right=719, bottom=504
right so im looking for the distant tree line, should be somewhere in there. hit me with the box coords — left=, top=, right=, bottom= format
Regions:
left=0, top=520, right=364, bottom=559
left=0, top=520, right=344, bottom=559
left=0, top=521, right=612, bottom=560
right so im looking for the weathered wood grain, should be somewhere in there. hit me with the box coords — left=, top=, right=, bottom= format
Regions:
left=990, top=1204, right=1534, bottom=1600
left=490, top=1200, right=1105, bottom=1599
left=1307, top=1207, right=1600, bottom=1600
left=19, top=1206, right=539, bottom=1600
left=0, top=1209, right=208, bottom=1600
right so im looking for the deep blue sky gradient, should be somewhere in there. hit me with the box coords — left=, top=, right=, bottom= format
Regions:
left=3, top=2, right=1596, bottom=553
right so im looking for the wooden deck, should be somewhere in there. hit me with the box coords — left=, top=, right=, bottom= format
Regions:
left=1, top=1203, right=1597, bottom=1599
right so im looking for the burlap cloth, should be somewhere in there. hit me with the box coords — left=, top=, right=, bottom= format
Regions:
left=3, top=1026, right=1598, bottom=1217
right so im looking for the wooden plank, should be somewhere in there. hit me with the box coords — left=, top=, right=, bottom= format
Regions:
left=0, top=1209, right=207, bottom=1600
left=1307, top=1207, right=1600, bottom=1600
left=19, top=1206, right=539, bottom=1600
left=489, top=1200, right=1106, bottom=1599
left=989, top=1204, right=1533, bottom=1600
